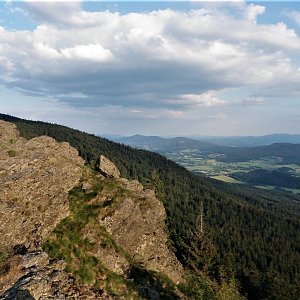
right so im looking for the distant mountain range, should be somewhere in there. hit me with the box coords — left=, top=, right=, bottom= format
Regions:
left=99, top=133, right=125, bottom=140
left=192, top=133, right=300, bottom=147
left=116, top=134, right=224, bottom=152
left=114, top=133, right=300, bottom=148
left=115, top=134, right=300, bottom=164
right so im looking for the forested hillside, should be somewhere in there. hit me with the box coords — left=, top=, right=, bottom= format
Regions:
left=220, top=143, right=300, bottom=164
left=1, top=113, right=299, bottom=300
left=232, top=169, right=300, bottom=189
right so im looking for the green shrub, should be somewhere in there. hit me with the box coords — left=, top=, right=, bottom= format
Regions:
left=179, top=274, right=217, bottom=300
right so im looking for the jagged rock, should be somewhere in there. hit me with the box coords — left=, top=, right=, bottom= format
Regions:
left=96, top=155, right=120, bottom=178
left=82, top=182, right=93, bottom=191
left=0, top=121, right=184, bottom=298
left=0, top=120, right=85, bottom=251
left=92, top=183, right=184, bottom=284
left=118, top=178, right=144, bottom=192
left=96, top=247, right=130, bottom=275
left=0, top=251, right=109, bottom=299
left=143, top=189, right=156, bottom=197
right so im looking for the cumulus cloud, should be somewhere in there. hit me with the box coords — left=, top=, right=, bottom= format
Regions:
left=1, top=1, right=300, bottom=115
left=244, top=4, right=265, bottom=23
left=61, top=44, right=113, bottom=62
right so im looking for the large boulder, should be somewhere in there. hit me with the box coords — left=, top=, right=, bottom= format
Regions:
left=96, top=155, right=120, bottom=178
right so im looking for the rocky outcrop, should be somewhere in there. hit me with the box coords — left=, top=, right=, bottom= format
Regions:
left=0, top=121, right=184, bottom=298
left=0, top=120, right=84, bottom=251
left=0, top=251, right=109, bottom=299
left=96, top=155, right=120, bottom=178
left=102, top=194, right=183, bottom=284
left=83, top=176, right=184, bottom=284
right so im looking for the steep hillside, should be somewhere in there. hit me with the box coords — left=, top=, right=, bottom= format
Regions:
left=220, top=143, right=300, bottom=164
left=0, top=114, right=299, bottom=300
left=0, top=120, right=241, bottom=299
left=0, top=120, right=184, bottom=299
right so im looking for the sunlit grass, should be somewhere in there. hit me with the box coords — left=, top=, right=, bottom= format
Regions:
left=211, top=175, right=244, bottom=184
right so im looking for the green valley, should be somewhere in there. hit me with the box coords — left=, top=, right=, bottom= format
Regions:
left=116, top=135, right=300, bottom=193
left=165, top=150, right=300, bottom=192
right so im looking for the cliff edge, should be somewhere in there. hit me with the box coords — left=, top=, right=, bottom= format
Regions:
left=0, top=120, right=84, bottom=251
left=0, top=120, right=184, bottom=299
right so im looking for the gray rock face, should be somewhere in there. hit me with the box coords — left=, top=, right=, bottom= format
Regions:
left=118, top=178, right=144, bottom=192
left=89, top=179, right=184, bottom=284
left=96, top=155, right=120, bottom=178
left=0, top=120, right=85, bottom=251
left=100, top=195, right=184, bottom=284
left=0, top=251, right=108, bottom=299
left=0, top=121, right=184, bottom=298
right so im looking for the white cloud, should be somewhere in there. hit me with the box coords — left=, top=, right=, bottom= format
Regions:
left=33, top=42, right=60, bottom=59
left=244, top=4, right=265, bottom=23
left=61, top=44, right=113, bottom=62
left=1, top=2, right=300, bottom=114
left=180, top=92, right=225, bottom=107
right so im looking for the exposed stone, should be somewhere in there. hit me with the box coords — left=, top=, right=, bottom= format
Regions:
left=0, top=251, right=111, bottom=299
left=97, top=185, right=184, bottom=284
left=0, top=120, right=85, bottom=251
left=81, top=182, right=93, bottom=191
left=143, top=189, right=156, bottom=198
left=97, top=246, right=130, bottom=275
left=118, top=179, right=144, bottom=192
left=80, top=173, right=184, bottom=285
left=0, top=121, right=184, bottom=298
left=96, top=155, right=120, bottom=178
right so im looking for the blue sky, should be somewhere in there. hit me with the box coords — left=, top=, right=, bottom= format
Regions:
left=1, top=1, right=300, bottom=136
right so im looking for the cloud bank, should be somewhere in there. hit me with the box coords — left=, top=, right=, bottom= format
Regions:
left=1, top=1, right=300, bottom=135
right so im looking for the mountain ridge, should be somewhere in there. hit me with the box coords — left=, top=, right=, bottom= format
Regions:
left=116, top=134, right=224, bottom=152
left=115, top=134, right=300, bottom=164
left=194, top=133, right=300, bottom=147
left=0, top=113, right=299, bottom=300
left=115, top=133, right=300, bottom=148
left=0, top=120, right=185, bottom=299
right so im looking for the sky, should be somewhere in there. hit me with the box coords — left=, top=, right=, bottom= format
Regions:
left=1, top=1, right=300, bottom=136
